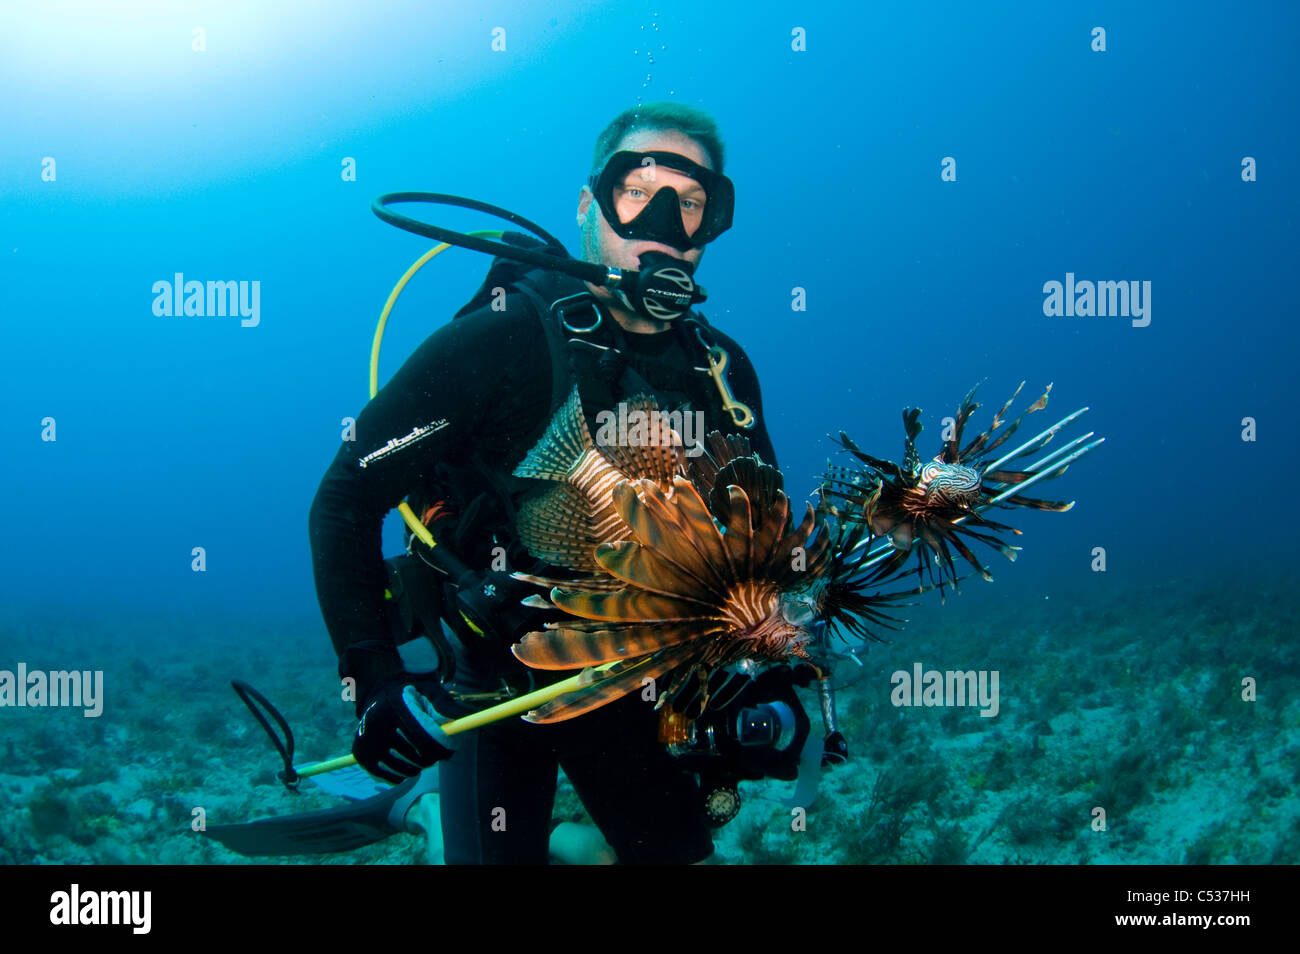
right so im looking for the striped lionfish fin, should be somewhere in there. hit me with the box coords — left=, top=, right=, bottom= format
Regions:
left=593, top=540, right=718, bottom=603
left=515, top=484, right=603, bottom=574
left=688, top=430, right=756, bottom=504
left=523, top=643, right=697, bottom=723
left=513, top=620, right=723, bottom=670
left=596, top=393, right=685, bottom=490
left=548, top=585, right=714, bottom=623
left=513, top=385, right=592, bottom=482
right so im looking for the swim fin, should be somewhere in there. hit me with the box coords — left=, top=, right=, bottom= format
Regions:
left=200, top=767, right=439, bottom=857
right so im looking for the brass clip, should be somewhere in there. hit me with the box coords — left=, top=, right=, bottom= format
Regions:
left=704, top=345, right=756, bottom=430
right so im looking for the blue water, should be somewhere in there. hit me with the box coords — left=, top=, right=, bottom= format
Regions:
left=1, top=1, right=1296, bottom=865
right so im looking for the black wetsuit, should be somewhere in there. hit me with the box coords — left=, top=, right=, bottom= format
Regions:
left=309, top=286, right=776, bottom=864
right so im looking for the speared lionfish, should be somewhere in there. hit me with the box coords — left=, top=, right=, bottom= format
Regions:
left=821, top=381, right=1104, bottom=596
left=511, top=407, right=921, bottom=723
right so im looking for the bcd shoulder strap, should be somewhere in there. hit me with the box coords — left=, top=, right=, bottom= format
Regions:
left=508, top=269, right=580, bottom=416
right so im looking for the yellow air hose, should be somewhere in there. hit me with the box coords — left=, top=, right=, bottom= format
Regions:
left=369, top=234, right=504, bottom=549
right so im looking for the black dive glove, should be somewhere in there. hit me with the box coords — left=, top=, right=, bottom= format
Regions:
left=352, top=672, right=457, bottom=784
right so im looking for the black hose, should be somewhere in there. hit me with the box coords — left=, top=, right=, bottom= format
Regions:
left=231, top=680, right=299, bottom=791
left=372, top=192, right=609, bottom=286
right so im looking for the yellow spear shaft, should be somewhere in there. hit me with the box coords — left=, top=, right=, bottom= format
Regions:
left=293, top=666, right=606, bottom=779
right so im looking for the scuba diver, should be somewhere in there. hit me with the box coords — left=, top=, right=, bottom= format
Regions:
left=308, top=102, right=814, bottom=864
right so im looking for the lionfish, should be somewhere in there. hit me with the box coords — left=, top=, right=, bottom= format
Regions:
left=512, top=385, right=686, bottom=576
left=821, top=381, right=1101, bottom=593
left=511, top=414, right=921, bottom=723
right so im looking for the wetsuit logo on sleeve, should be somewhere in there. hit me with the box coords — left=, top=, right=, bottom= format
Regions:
left=357, top=419, right=449, bottom=469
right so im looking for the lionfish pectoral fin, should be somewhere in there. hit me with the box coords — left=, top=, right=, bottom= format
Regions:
left=612, top=480, right=728, bottom=593
left=515, top=484, right=605, bottom=574
left=709, top=456, right=784, bottom=524
left=767, top=501, right=821, bottom=580
left=523, top=644, right=696, bottom=723
left=749, top=489, right=792, bottom=571
left=702, top=431, right=754, bottom=468
left=514, top=621, right=722, bottom=670
left=691, top=432, right=760, bottom=506
left=549, top=584, right=711, bottom=623
left=626, top=477, right=734, bottom=592
left=594, top=541, right=716, bottom=602
left=512, top=385, right=592, bottom=481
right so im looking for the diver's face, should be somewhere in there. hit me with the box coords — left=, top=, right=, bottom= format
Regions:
left=578, top=128, right=711, bottom=274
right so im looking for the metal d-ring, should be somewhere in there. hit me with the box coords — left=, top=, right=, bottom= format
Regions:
left=553, top=293, right=602, bottom=333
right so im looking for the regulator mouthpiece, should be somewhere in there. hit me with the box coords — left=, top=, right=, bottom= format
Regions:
left=614, top=251, right=705, bottom=322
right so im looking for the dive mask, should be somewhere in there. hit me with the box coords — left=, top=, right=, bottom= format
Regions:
left=588, top=150, right=735, bottom=251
